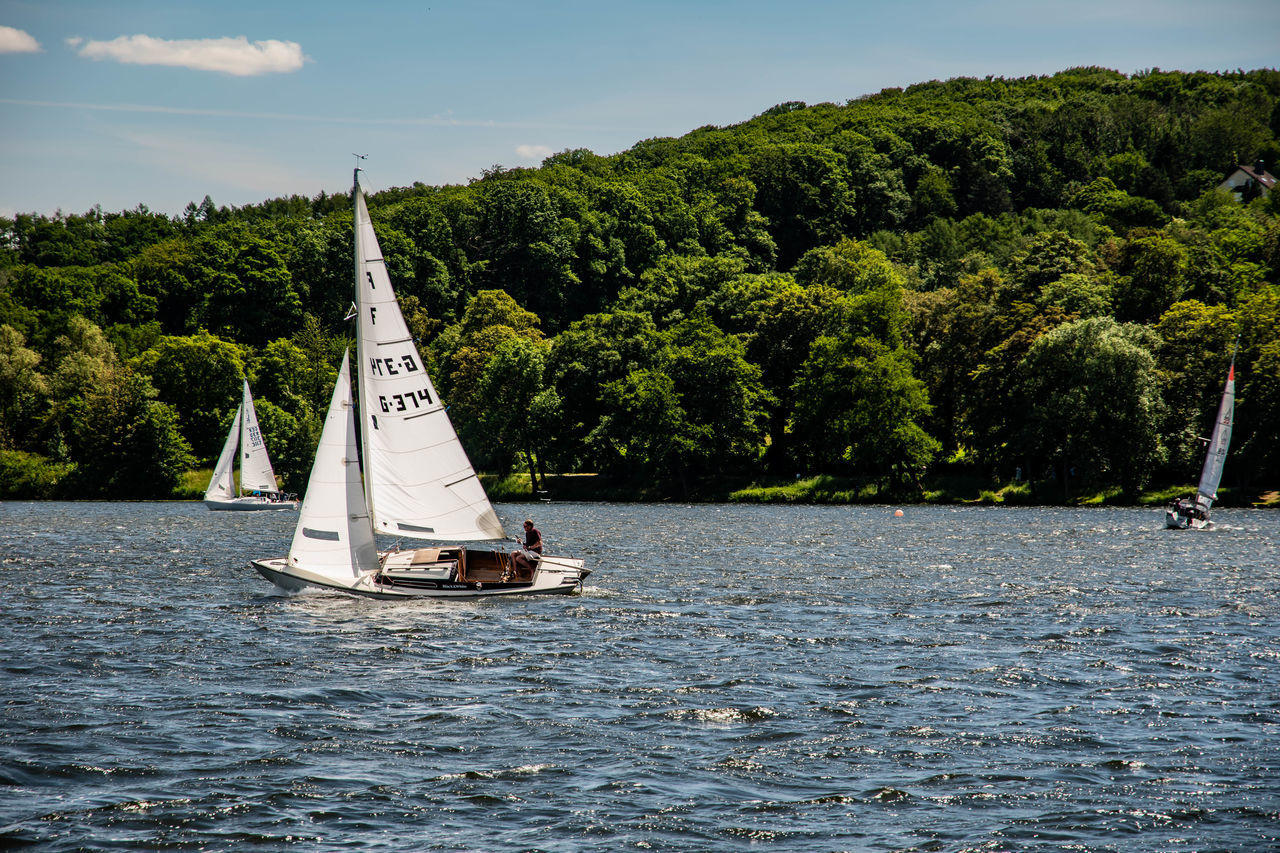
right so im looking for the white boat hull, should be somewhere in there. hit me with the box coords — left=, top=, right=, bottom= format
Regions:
left=205, top=496, right=298, bottom=511
left=250, top=550, right=589, bottom=599
left=1165, top=508, right=1211, bottom=530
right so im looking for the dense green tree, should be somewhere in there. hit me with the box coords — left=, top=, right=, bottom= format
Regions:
left=1072, top=177, right=1167, bottom=231
left=0, top=324, right=48, bottom=449
left=1011, top=318, right=1165, bottom=495
left=132, top=331, right=247, bottom=461
left=965, top=300, right=1075, bottom=471
left=585, top=312, right=769, bottom=487
left=4, top=66, right=1280, bottom=500
left=615, top=253, right=749, bottom=327
left=903, top=269, right=1001, bottom=454
left=1234, top=285, right=1280, bottom=485
left=134, top=238, right=203, bottom=335
left=380, top=195, right=467, bottom=320
left=748, top=142, right=857, bottom=268
left=1153, top=300, right=1237, bottom=476
left=473, top=180, right=580, bottom=329
left=662, top=311, right=771, bottom=477
left=196, top=225, right=303, bottom=344
left=546, top=309, right=662, bottom=470
left=1002, top=230, right=1097, bottom=305
left=48, top=317, right=119, bottom=402
left=911, top=165, right=959, bottom=223
left=1036, top=272, right=1114, bottom=318
left=61, top=368, right=193, bottom=498
left=1114, top=233, right=1190, bottom=323
left=7, top=265, right=103, bottom=322
left=250, top=396, right=312, bottom=494
left=476, top=336, right=554, bottom=485
left=790, top=334, right=939, bottom=489
left=715, top=273, right=844, bottom=469
left=589, top=368, right=690, bottom=485
left=430, top=289, right=545, bottom=462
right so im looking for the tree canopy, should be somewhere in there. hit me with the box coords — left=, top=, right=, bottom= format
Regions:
left=3, top=67, right=1280, bottom=501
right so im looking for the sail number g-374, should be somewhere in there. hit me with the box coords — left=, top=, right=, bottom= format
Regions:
left=379, top=388, right=435, bottom=413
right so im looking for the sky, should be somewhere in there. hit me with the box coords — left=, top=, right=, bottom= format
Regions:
left=2, top=0, right=1279, bottom=219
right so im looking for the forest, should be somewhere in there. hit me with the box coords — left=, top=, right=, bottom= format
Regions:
left=2, top=66, right=1279, bottom=504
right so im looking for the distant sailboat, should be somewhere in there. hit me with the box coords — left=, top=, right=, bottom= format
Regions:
left=249, top=169, right=589, bottom=597
left=1166, top=346, right=1236, bottom=530
left=204, top=380, right=298, bottom=511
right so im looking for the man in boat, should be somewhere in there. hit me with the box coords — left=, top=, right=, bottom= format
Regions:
left=512, top=519, right=543, bottom=572
left=1170, top=497, right=1191, bottom=523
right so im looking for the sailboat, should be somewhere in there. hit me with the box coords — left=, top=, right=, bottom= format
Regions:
left=250, top=171, right=589, bottom=598
left=204, top=380, right=298, bottom=511
left=1166, top=346, right=1236, bottom=530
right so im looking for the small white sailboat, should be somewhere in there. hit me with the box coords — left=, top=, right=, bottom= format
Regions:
left=250, top=170, right=589, bottom=598
left=204, top=380, right=298, bottom=511
left=1166, top=347, right=1236, bottom=530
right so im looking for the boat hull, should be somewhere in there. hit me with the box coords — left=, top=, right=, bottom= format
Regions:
left=250, top=553, right=589, bottom=599
left=1165, top=509, right=1211, bottom=530
left=206, top=497, right=298, bottom=511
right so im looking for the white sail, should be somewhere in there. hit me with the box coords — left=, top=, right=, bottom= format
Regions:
left=239, top=380, right=280, bottom=494
left=286, top=351, right=379, bottom=582
left=1194, top=357, right=1236, bottom=516
left=205, top=404, right=243, bottom=501
left=352, top=181, right=504, bottom=541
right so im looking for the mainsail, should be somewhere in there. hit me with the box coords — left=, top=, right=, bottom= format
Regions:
left=239, top=381, right=280, bottom=494
left=1193, top=354, right=1236, bottom=516
left=352, top=177, right=504, bottom=541
left=287, top=351, right=379, bottom=582
left=205, top=403, right=243, bottom=502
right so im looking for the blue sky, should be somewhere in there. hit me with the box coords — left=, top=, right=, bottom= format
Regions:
left=2, top=0, right=1278, bottom=218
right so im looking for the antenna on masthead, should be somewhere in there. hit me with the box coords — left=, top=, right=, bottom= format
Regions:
left=352, top=153, right=367, bottom=188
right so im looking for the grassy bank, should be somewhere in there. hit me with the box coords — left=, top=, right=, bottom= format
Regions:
left=483, top=472, right=1280, bottom=508
left=18, top=461, right=1273, bottom=509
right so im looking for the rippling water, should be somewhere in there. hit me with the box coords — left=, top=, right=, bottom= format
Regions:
left=1, top=502, right=1277, bottom=851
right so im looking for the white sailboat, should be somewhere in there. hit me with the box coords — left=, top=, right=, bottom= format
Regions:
left=1166, top=347, right=1236, bottom=530
left=250, top=171, right=589, bottom=598
left=204, top=380, right=298, bottom=511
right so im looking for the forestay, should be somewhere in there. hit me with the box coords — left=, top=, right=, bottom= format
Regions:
left=352, top=183, right=504, bottom=542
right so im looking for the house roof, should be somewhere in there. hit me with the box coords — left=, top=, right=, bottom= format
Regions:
left=1233, top=162, right=1276, bottom=189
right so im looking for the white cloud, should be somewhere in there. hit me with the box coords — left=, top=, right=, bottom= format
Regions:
left=516, top=144, right=553, bottom=160
left=0, top=26, right=41, bottom=54
left=71, top=34, right=305, bottom=76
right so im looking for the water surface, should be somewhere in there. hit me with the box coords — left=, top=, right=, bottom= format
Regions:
left=2, top=502, right=1277, bottom=851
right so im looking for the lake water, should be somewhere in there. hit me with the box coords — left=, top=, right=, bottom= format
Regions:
left=1, top=501, right=1277, bottom=852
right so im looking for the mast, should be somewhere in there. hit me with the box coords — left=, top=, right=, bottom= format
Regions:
left=348, top=165, right=504, bottom=542
left=238, top=380, right=249, bottom=497
left=351, top=158, right=375, bottom=524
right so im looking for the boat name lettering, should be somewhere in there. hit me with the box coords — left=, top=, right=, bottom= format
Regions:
left=379, top=388, right=434, bottom=413
left=368, top=355, right=420, bottom=377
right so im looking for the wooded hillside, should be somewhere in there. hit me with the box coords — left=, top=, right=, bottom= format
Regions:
left=3, top=67, right=1278, bottom=502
